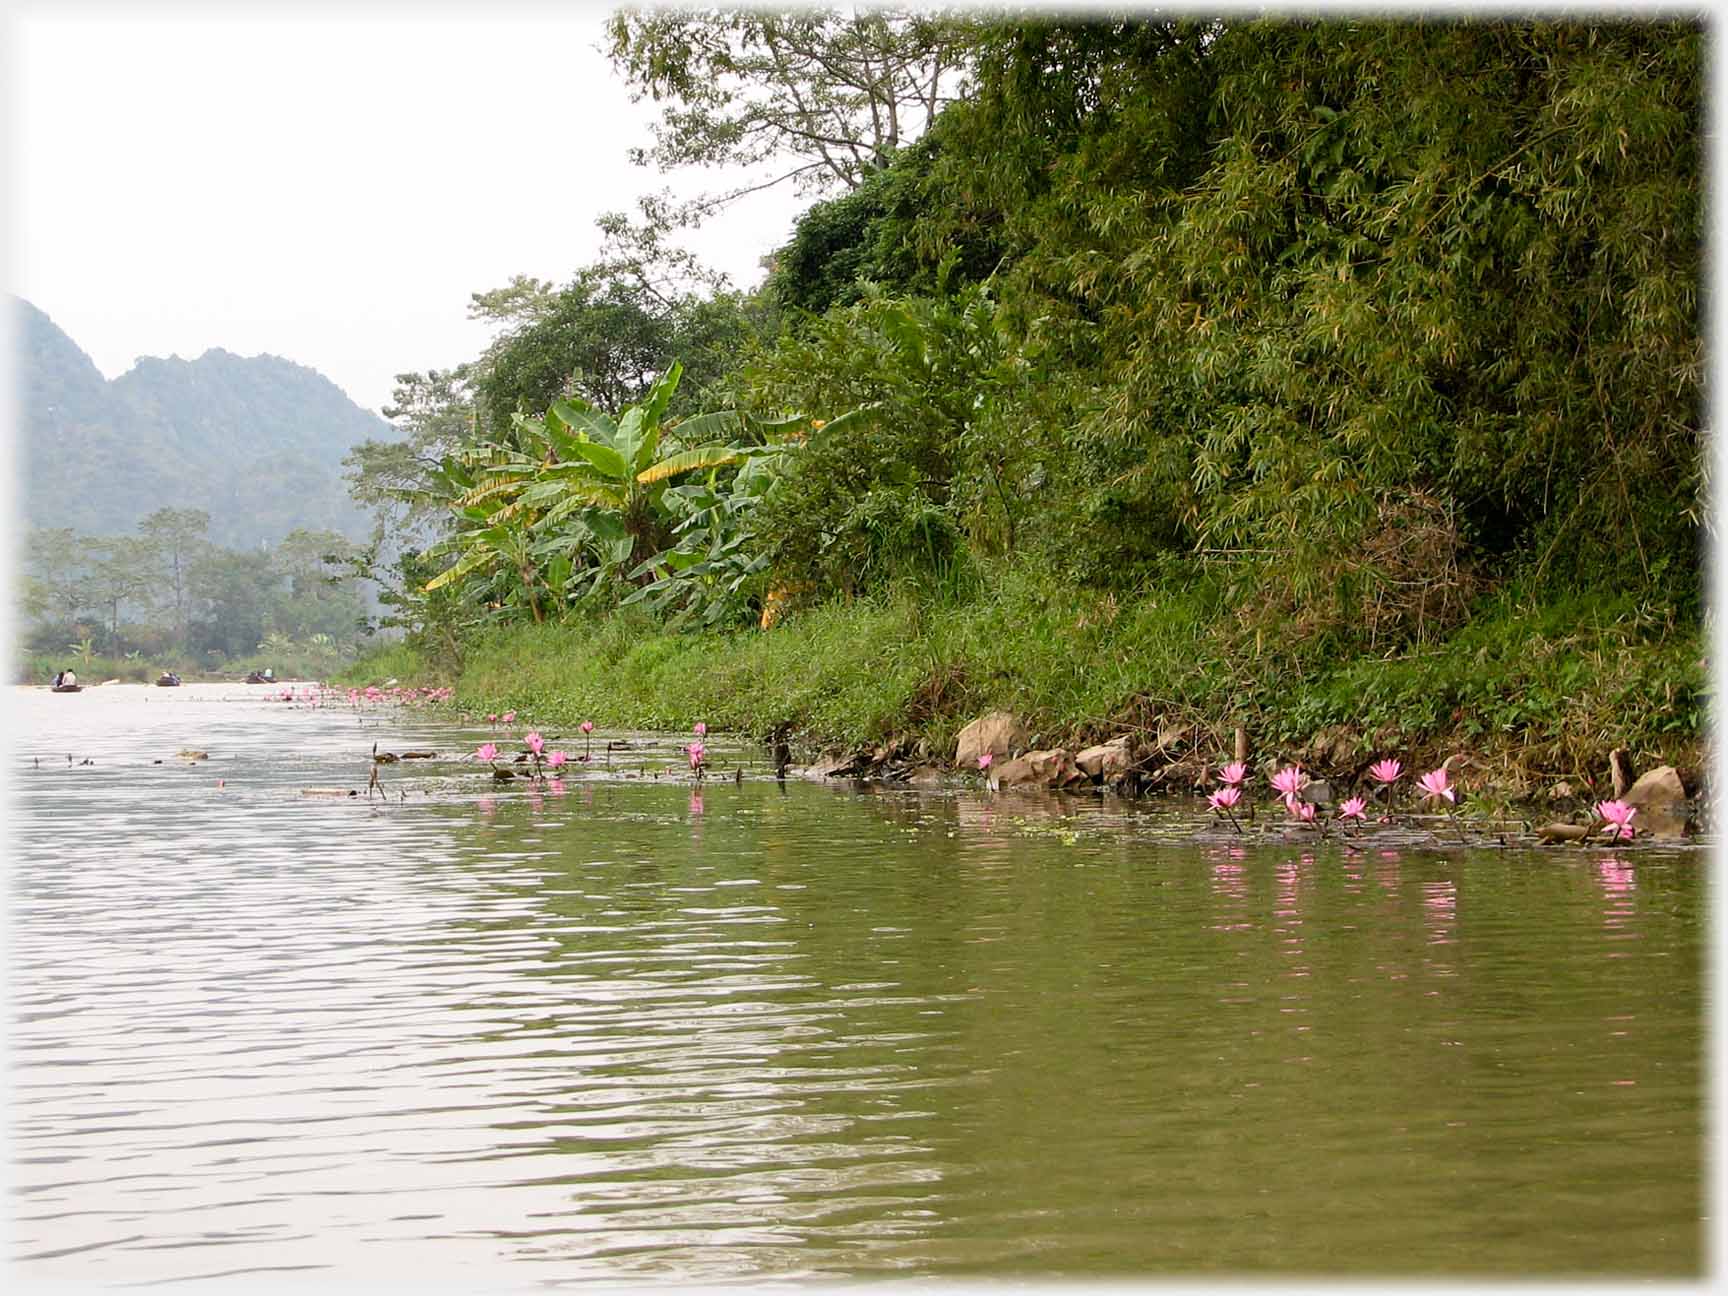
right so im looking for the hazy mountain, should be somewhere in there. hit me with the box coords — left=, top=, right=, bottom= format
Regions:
left=15, top=298, right=395, bottom=548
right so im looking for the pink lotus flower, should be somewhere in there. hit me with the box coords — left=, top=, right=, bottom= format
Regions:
left=1219, top=761, right=1248, bottom=786
left=693, top=721, right=707, bottom=736
left=1207, top=783, right=1243, bottom=833
left=1368, top=759, right=1402, bottom=784
left=1270, top=765, right=1309, bottom=798
left=547, top=750, right=568, bottom=769
left=1417, top=767, right=1456, bottom=803
left=1595, top=799, right=1637, bottom=841
left=1338, top=796, right=1368, bottom=822
left=525, top=731, right=545, bottom=757
left=474, top=742, right=499, bottom=762
left=978, top=752, right=994, bottom=770
left=580, top=720, right=594, bottom=734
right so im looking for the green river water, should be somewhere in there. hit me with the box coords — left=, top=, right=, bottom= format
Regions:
left=11, top=683, right=1706, bottom=1285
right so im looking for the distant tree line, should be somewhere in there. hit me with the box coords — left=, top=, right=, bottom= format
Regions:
left=19, top=508, right=371, bottom=673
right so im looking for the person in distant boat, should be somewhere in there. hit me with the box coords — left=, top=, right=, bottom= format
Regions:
left=61, top=668, right=77, bottom=687
left=52, top=669, right=64, bottom=687
left=262, top=667, right=274, bottom=682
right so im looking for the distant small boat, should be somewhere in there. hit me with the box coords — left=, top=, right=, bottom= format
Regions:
left=243, top=672, right=275, bottom=684
left=51, top=684, right=83, bottom=693
left=156, top=674, right=182, bottom=687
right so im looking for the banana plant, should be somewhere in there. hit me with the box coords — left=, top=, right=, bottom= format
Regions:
left=619, top=443, right=796, bottom=628
left=423, top=363, right=816, bottom=614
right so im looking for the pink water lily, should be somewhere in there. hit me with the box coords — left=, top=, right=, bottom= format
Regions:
left=1207, top=784, right=1243, bottom=833
left=1285, top=796, right=1317, bottom=823
left=1270, top=765, right=1308, bottom=799
left=502, top=711, right=516, bottom=725
left=693, top=721, right=707, bottom=736
left=1368, top=758, right=1402, bottom=785
left=547, top=750, right=568, bottom=769
left=978, top=752, right=994, bottom=770
left=1338, top=796, right=1368, bottom=822
left=1219, top=761, right=1248, bottom=786
left=474, top=742, right=499, bottom=763
left=1595, top=799, right=1637, bottom=841
left=580, top=720, right=594, bottom=734
left=687, top=741, right=706, bottom=774
left=486, top=713, right=497, bottom=723
left=1417, top=767, right=1456, bottom=803
left=525, top=731, right=545, bottom=757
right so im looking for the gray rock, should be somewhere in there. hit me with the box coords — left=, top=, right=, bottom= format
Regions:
left=955, top=711, right=1027, bottom=768
left=1024, top=748, right=1087, bottom=788
left=1075, top=736, right=1133, bottom=781
left=1623, top=765, right=1689, bottom=839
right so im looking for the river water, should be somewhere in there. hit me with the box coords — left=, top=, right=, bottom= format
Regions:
left=10, top=683, right=1705, bottom=1285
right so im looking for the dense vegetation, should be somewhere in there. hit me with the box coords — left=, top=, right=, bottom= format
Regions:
left=18, top=511, right=371, bottom=682
left=343, top=13, right=1705, bottom=785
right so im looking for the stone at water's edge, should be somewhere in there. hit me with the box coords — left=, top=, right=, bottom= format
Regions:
left=994, top=748, right=1086, bottom=790
left=955, top=711, right=1027, bottom=768
left=1623, top=765, right=1689, bottom=839
left=1075, top=736, right=1134, bottom=782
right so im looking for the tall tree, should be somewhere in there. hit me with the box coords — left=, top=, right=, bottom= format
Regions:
left=86, top=536, right=157, bottom=643
left=273, top=528, right=367, bottom=643
left=606, top=7, right=977, bottom=200
left=22, top=527, right=88, bottom=629
left=138, top=508, right=211, bottom=644
left=344, top=368, right=476, bottom=541
left=188, top=549, right=280, bottom=660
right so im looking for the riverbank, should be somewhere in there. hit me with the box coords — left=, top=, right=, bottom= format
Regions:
left=337, top=564, right=1705, bottom=808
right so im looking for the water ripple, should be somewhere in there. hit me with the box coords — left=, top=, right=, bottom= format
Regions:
left=9, top=684, right=1704, bottom=1283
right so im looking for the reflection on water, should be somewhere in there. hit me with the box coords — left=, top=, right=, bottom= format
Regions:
left=9, top=684, right=1705, bottom=1285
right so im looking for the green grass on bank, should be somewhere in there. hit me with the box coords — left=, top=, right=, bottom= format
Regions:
left=338, top=564, right=1705, bottom=786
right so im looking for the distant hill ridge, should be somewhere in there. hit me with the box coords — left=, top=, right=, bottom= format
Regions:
left=15, top=297, right=395, bottom=548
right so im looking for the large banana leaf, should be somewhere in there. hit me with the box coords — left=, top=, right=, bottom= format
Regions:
left=549, top=399, right=618, bottom=446
left=643, top=361, right=681, bottom=423
left=637, top=444, right=743, bottom=486
left=666, top=410, right=744, bottom=444
left=518, top=480, right=572, bottom=507
left=614, top=406, right=647, bottom=474
left=535, top=480, right=630, bottom=516
left=807, top=404, right=882, bottom=440
left=561, top=439, right=631, bottom=482
left=423, top=545, right=500, bottom=592
left=454, top=475, right=531, bottom=510
left=747, top=413, right=813, bottom=441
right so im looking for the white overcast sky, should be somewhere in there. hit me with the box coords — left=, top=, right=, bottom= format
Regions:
left=5, top=2, right=815, bottom=416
